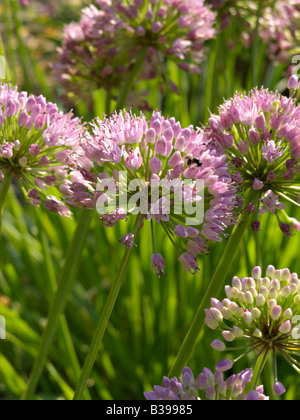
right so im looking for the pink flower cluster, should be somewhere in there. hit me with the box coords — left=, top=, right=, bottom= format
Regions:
left=209, top=0, right=300, bottom=63
left=0, top=83, right=85, bottom=217
left=206, top=265, right=300, bottom=396
left=259, top=1, right=300, bottom=63
left=144, top=365, right=268, bottom=400
left=55, top=0, right=216, bottom=103
left=58, top=110, right=237, bottom=274
left=207, top=86, right=300, bottom=235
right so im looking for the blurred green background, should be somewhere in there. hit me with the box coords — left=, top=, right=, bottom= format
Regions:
left=0, top=0, right=299, bottom=400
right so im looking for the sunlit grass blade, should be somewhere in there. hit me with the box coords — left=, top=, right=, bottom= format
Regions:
left=22, top=210, right=94, bottom=400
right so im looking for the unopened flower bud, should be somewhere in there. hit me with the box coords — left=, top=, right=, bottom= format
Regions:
left=288, top=75, right=299, bottom=90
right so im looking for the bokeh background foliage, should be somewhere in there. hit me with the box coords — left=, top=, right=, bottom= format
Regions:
left=0, top=0, right=300, bottom=400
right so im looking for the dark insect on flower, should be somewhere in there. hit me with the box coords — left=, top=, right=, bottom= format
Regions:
left=58, top=110, right=238, bottom=275
left=186, top=156, right=203, bottom=167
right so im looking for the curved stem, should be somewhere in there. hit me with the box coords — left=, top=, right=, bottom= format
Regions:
left=38, top=223, right=91, bottom=399
left=105, top=89, right=112, bottom=115
left=0, top=172, right=13, bottom=228
left=23, top=55, right=141, bottom=399
left=115, top=48, right=147, bottom=111
left=251, top=0, right=263, bottom=86
left=73, top=216, right=142, bottom=400
left=22, top=210, right=94, bottom=400
left=0, top=32, right=11, bottom=81
left=2, top=0, right=16, bottom=83
left=10, top=0, right=31, bottom=92
left=168, top=195, right=259, bottom=377
left=203, top=37, right=220, bottom=124
left=244, top=349, right=269, bottom=394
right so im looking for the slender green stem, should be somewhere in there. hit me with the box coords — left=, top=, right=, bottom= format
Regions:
left=254, top=197, right=262, bottom=266
left=72, top=248, right=133, bottom=400
left=2, top=0, right=16, bottom=83
left=0, top=32, right=12, bottom=81
left=10, top=0, right=31, bottom=92
left=253, top=348, right=269, bottom=389
left=71, top=55, right=147, bottom=399
left=38, top=223, right=91, bottom=400
left=244, top=350, right=270, bottom=394
left=203, top=38, right=220, bottom=124
left=151, top=219, right=156, bottom=252
left=73, top=225, right=140, bottom=400
left=22, top=210, right=94, bottom=400
left=168, top=195, right=259, bottom=377
left=105, top=89, right=112, bottom=115
left=23, top=53, right=142, bottom=399
left=115, top=48, right=147, bottom=111
left=251, top=0, right=263, bottom=86
left=0, top=172, right=13, bottom=228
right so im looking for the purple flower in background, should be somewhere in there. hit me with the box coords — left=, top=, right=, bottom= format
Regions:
left=208, top=0, right=300, bottom=63
left=151, top=253, right=166, bottom=277
left=19, top=0, right=32, bottom=5
left=205, top=265, right=300, bottom=396
left=207, top=86, right=300, bottom=235
left=144, top=365, right=269, bottom=400
left=259, top=1, right=300, bottom=63
left=59, top=110, right=238, bottom=274
left=55, top=0, right=216, bottom=105
left=0, top=83, right=85, bottom=217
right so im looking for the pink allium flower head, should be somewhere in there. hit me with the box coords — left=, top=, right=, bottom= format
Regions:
left=56, top=0, right=216, bottom=104
left=210, top=1, right=300, bottom=63
left=59, top=110, right=237, bottom=274
left=0, top=83, right=85, bottom=217
left=259, top=1, right=300, bottom=63
left=207, top=87, right=300, bottom=235
left=144, top=365, right=268, bottom=400
left=206, top=265, right=300, bottom=397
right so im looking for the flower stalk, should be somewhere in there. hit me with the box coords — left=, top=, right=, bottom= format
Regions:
left=22, top=209, right=94, bottom=400
left=0, top=171, right=12, bottom=228
left=168, top=193, right=259, bottom=377
left=115, top=48, right=148, bottom=111
left=73, top=215, right=143, bottom=400
left=205, top=264, right=300, bottom=397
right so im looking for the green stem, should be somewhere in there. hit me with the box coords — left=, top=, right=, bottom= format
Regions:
left=73, top=243, right=136, bottom=400
left=254, top=196, right=262, bottom=266
left=38, top=224, right=91, bottom=400
left=22, top=210, right=94, bottom=400
left=71, top=56, right=147, bottom=399
left=251, top=0, right=263, bottom=87
left=203, top=38, right=220, bottom=124
left=2, top=0, right=16, bottom=83
left=73, top=216, right=142, bottom=400
left=0, top=32, right=12, bottom=81
left=168, top=195, right=259, bottom=377
left=105, top=89, right=112, bottom=115
left=115, top=48, right=147, bottom=111
left=10, top=0, right=31, bottom=92
left=0, top=172, right=13, bottom=227
left=244, top=350, right=269, bottom=394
